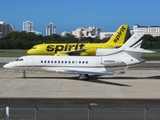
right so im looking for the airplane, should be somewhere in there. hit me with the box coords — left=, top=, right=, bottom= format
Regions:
left=27, top=24, right=131, bottom=56
left=3, top=30, right=155, bottom=80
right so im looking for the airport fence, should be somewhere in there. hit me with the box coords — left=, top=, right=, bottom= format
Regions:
left=0, top=106, right=160, bottom=120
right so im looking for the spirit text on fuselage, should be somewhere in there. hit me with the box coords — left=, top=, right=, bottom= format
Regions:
left=46, top=44, right=85, bottom=53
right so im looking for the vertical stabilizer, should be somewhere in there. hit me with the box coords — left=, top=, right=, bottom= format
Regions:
left=96, top=30, right=145, bottom=56
left=121, top=30, right=145, bottom=49
left=106, top=25, right=131, bottom=47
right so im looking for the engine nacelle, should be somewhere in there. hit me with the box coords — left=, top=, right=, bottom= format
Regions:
left=80, top=52, right=89, bottom=56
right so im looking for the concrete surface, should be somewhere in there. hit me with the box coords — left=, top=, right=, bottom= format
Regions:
left=0, top=67, right=160, bottom=99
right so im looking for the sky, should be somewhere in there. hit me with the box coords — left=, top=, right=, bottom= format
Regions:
left=1, top=0, right=160, bottom=35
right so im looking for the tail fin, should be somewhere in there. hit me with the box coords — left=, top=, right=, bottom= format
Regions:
left=96, top=30, right=146, bottom=56
left=124, top=31, right=155, bottom=57
left=123, top=30, right=155, bottom=58
left=121, top=30, right=145, bottom=49
left=106, top=24, right=131, bottom=47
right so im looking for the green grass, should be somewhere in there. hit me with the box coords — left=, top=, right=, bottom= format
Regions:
left=142, top=52, right=160, bottom=57
left=0, top=49, right=159, bottom=57
left=0, top=49, right=28, bottom=57
left=142, top=49, right=160, bottom=57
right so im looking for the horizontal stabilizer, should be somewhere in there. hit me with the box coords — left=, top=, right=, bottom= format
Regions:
left=125, top=48, right=156, bottom=53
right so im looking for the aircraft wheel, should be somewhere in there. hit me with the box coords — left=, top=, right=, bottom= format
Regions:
left=79, top=74, right=89, bottom=80
left=84, top=74, right=89, bottom=80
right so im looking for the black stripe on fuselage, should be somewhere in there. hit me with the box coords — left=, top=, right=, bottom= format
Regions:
left=100, top=50, right=124, bottom=56
left=129, top=37, right=143, bottom=48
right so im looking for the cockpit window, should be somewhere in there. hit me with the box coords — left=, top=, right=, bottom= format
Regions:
left=15, top=58, right=23, bottom=61
left=19, top=59, right=23, bottom=61
left=32, top=47, right=36, bottom=49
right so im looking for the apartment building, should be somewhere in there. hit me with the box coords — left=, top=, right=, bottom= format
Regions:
left=46, top=22, right=56, bottom=36
left=23, top=21, right=33, bottom=32
left=133, top=24, right=160, bottom=36
left=22, top=21, right=42, bottom=35
left=100, top=32, right=115, bottom=39
left=0, top=21, right=14, bottom=38
left=72, top=26, right=101, bottom=38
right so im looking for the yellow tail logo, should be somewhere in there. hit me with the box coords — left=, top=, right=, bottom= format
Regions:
left=106, top=25, right=130, bottom=46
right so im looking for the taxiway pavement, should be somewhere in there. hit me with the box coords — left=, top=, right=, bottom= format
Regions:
left=1, top=57, right=160, bottom=119
left=0, top=57, right=160, bottom=99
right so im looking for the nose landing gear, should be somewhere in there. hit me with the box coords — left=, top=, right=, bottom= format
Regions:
left=22, top=71, right=26, bottom=78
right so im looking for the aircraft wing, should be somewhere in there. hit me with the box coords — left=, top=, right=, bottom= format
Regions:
left=60, top=69, right=113, bottom=76
left=41, top=67, right=113, bottom=76
left=56, top=49, right=87, bottom=56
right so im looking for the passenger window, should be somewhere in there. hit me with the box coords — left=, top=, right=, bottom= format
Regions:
left=41, top=60, right=43, bottom=63
left=48, top=61, right=50, bottom=63
left=44, top=61, right=46, bottom=63
left=51, top=61, right=53, bottom=63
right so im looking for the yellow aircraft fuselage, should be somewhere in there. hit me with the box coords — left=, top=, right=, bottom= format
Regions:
left=28, top=43, right=115, bottom=56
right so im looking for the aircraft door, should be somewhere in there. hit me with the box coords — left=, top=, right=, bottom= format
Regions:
left=26, top=58, right=33, bottom=70
left=100, top=57, right=103, bottom=64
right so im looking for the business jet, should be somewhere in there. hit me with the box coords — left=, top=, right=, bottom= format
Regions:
left=3, top=30, right=155, bottom=80
left=27, top=24, right=130, bottom=56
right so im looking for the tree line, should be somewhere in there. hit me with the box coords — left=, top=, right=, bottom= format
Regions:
left=0, top=31, right=160, bottom=49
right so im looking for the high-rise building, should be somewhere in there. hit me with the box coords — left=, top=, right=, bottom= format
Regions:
left=46, top=22, right=56, bottom=36
left=0, top=21, right=14, bottom=38
left=22, top=21, right=42, bottom=35
left=23, top=21, right=33, bottom=32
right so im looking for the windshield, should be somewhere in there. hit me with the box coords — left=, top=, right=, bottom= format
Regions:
left=15, top=59, right=19, bottom=61
left=32, top=47, right=37, bottom=49
left=15, top=58, right=23, bottom=61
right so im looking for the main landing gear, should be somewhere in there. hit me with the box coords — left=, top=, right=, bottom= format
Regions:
left=79, top=74, right=89, bottom=80
left=22, top=71, right=26, bottom=78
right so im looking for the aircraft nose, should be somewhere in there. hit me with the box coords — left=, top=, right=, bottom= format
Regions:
left=27, top=49, right=37, bottom=55
left=27, top=50, right=31, bottom=54
left=3, top=63, right=11, bottom=69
